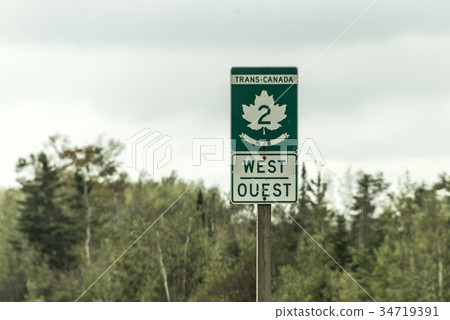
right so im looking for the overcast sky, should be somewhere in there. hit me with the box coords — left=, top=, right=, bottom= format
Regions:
left=1, top=0, right=449, bottom=193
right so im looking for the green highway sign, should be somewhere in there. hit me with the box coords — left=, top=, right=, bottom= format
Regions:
left=231, top=153, right=298, bottom=204
left=231, top=67, right=298, bottom=152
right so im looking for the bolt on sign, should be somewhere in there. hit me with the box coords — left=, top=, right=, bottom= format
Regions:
left=231, top=153, right=298, bottom=204
left=230, top=67, right=298, bottom=204
left=231, top=67, right=298, bottom=152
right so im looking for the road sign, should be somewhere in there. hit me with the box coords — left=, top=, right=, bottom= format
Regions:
left=231, top=153, right=297, bottom=204
left=231, top=67, right=298, bottom=152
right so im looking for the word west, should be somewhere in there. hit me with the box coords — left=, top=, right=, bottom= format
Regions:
left=231, top=154, right=297, bottom=203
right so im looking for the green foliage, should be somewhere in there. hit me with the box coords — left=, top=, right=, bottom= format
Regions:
left=0, top=189, right=33, bottom=301
left=190, top=217, right=256, bottom=301
left=351, top=171, right=389, bottom=250
left=329, top=215, right=352, bottom=269
left=371, top=185, right=450, bottom=301
left=1, top=136, right=450, bottom=301
left=16, top=152, right=81, bottom=269
left=274, top=235, right=335, bottom=301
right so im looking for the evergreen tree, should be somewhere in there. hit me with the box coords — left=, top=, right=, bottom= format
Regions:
left=16, top=152, right=80, bottom=270
left=308, top=171, right=331, bottom=235
left=330, top=214, right=352, bottom=269
left=351, top=172, right=388, bottom=250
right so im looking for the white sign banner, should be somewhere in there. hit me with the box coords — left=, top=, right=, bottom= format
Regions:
left=231, top=74, right=298, bottom=85
left=231, top=153, right=297, bottom=204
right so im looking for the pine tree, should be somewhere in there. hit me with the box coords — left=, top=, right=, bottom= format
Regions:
left=330, top=214, right=352, bottom=269
left=308, top=171, right=331, bottom=235
left=16, top=152, right=80, bottom=270
left=351, top=172, right=388, bottom=249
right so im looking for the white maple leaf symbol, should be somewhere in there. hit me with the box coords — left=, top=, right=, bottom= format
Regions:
left=242, top=90, right=287, bottom=135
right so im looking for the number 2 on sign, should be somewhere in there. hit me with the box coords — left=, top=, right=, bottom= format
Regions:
left=258, top=105, right=271, bottom=124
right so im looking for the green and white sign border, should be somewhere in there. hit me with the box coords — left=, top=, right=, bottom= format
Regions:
left=230, top=66, right=298, bottom=153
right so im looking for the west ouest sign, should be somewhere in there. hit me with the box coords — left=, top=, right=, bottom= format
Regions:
left=230, top=67, right=298, bottom=204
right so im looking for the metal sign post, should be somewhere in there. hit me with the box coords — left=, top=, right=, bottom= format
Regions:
left=257, top=203, right=271, bottom=302
left=230, top=67, right=298, bottom=302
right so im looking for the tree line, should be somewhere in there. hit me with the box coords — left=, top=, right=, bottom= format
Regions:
left=0, top=135, right=449, bottom=301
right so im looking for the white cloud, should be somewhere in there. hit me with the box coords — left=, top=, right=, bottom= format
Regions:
left=1, top=1, right=450, bottom=191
